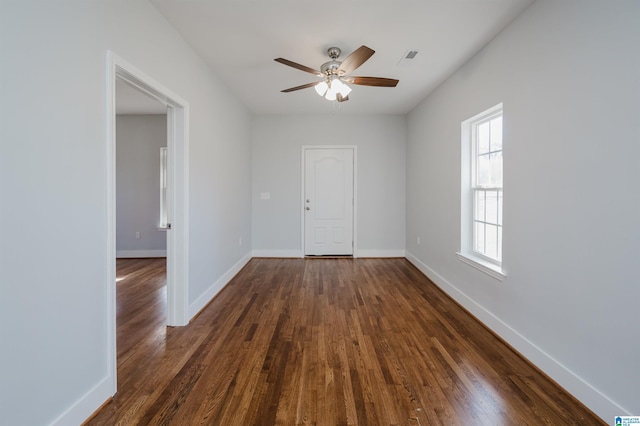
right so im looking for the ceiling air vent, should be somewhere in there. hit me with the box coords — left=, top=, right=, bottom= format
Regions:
left=405, top=50, right=419, bottom=59
left=397, top=49, right=419, bottom=67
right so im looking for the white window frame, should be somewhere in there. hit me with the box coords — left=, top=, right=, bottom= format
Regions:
left=458, top=103, right=506, bottom=281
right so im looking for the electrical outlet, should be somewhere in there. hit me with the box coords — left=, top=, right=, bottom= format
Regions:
left=238, top=237, right=242, bottom=246
left=417, top=236, right=421, bottom=245
left=135, top=232, right=141, bottom=239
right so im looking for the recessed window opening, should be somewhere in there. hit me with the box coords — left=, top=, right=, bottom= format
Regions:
left=459, top=103, right=505, bottom=280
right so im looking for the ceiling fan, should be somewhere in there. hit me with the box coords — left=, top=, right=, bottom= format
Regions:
left=275, top=45, right=399, bottom=103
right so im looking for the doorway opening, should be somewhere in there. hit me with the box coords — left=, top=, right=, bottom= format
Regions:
left=106, top=51, right=190, bottom=395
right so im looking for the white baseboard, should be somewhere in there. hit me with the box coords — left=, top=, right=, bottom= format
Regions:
left=189, top=252, right=253, bottom=319
left=116, top=249, right=167, bottom=258
left=356, top=249, right=405, bottom=258
left=59, top=252, right=252, bottom=426
left=404, top=251, right=626, bottom=421
left=61, top=252, right=623, bottom=425
left=252, top=249, right=303, bottom=258
left=251, top=249, right=407, bottom=258
left=50, top=376, right=113, bottom=426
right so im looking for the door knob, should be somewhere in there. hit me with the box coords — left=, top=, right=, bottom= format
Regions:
left=306, top=207, right=310, bottom=210
left=306, top=199, right=310, bottom=203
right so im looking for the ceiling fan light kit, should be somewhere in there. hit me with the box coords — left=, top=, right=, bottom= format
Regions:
left=316, top=76, right=352, bottom=101
left=275, top=45, right=399, bottom=103
left=314, top=81, right=329, bottom=96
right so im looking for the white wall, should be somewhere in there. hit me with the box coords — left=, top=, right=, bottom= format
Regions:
left=252, top=114, right=406, bottom=257
left=116, top=114, right=167, bottom=257
left=406, top=0, right=639, bottom=420
left=0, top=1, right=252, bottom=425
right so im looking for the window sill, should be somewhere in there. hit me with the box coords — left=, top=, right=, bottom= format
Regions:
left=456, top=252, right=506, bottom=282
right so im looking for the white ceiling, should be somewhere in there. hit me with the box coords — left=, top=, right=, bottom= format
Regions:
left=142, top=0, right=534, bottom=115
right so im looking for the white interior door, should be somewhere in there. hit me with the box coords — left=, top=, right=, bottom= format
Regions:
left=304, top=147, right=354, bottom=256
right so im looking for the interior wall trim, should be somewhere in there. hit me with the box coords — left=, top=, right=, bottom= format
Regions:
left=189, top=252, right=253, bottom=319
left=50, top=377, right=112, bottom=426
left=404, top=251, right=627, bottom=421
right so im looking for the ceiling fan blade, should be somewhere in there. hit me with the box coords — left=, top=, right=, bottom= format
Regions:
left=349, top=76, right=399, bottom=87
left=336, top=93, right=349, bottom=103
left=281, top=82, right=320, bottom=93
left=274, top=58, right=323, bottom=76
left=337, top=45, right=375, bottom=75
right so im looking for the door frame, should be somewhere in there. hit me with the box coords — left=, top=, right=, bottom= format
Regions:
left=300, top=145, right=357, bottom=258
left=106, top=51, right=190, bottom=393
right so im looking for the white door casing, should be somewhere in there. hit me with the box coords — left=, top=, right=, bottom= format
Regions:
left=107, top=51, right=190, bottom=396
left=303, top=147, right=355, bottom=256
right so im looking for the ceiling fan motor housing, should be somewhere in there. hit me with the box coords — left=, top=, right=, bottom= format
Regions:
left=321, top=60, right=342, bottom=76
left=321, top=47, right=345, bottom=76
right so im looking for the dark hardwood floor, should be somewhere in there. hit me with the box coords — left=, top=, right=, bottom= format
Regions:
left=86, top=257, right=604, bottom=425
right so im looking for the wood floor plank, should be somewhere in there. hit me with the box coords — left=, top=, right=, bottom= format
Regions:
left=85, top=257, right=605, bottom=425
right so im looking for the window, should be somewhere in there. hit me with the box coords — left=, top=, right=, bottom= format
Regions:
left=159, top=147, right=168, bottom=228
left=459, top=103, right=505, bottom=280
